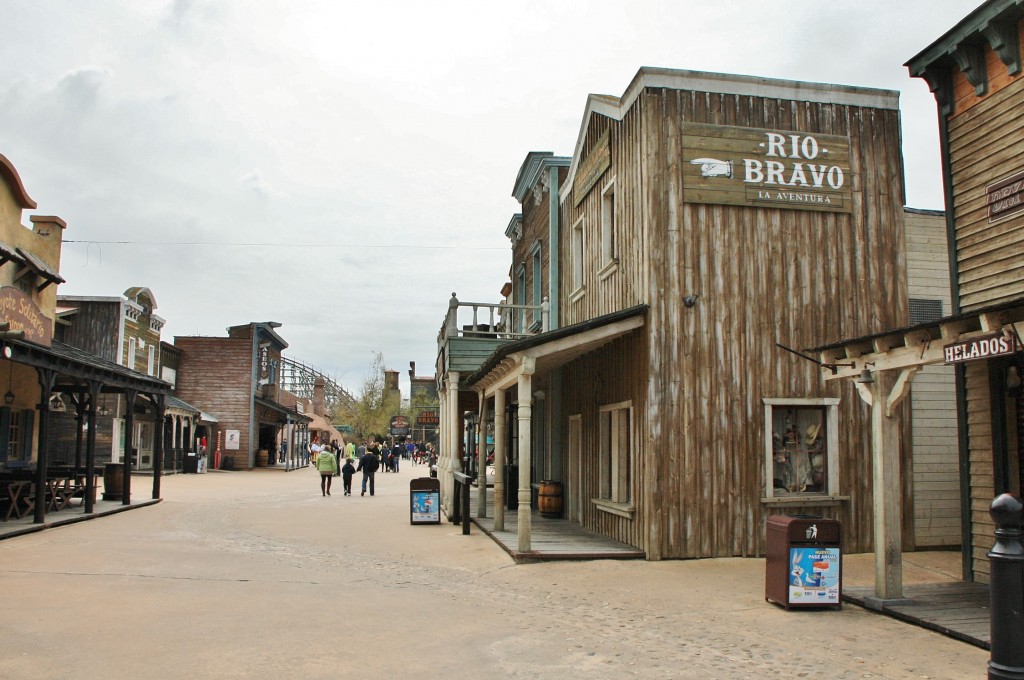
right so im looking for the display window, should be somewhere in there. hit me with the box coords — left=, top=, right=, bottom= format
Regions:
left=763, top=398, right=840, bottom=499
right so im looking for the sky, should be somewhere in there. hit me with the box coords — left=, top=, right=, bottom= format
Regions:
left=0, top=0, right=981, bottom=396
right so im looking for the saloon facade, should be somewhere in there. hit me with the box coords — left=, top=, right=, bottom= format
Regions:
left=438, top=68, right=916, bottom=561
left=0, top=153, right=171, bottom=521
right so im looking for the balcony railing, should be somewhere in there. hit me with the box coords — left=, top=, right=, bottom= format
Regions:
left=437, top=293, right=549, bottom=351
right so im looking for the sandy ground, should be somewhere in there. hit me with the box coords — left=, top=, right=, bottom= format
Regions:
left=0, top=463, right=987, bottom=679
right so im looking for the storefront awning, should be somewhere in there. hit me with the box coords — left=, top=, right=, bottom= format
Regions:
left=468, top=305, right=647, bottom=396
left=808, top=298, right=1024, bottom=383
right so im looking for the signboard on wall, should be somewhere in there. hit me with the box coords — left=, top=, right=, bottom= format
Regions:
left=682, top=123, right=853, bottom=213
left=944, top=331, right=1020, bottom=364
left=0, top=285, right=53, bottom=346
left=987, top=169, right=1024, bottom=223
left=573, top=129, right=611, bottom=206
left=224, top=429, right=241, bottom=450
left=390, top=415, right=410, bottom=437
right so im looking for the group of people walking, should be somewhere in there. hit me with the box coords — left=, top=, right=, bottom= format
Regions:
left=309, top=436, right=437, bottom=498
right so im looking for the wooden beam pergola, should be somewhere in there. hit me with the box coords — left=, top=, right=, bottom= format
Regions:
left=810, top=300, right=1024, bottom=602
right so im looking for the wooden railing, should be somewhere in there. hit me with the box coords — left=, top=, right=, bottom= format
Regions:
left=437, top=293, right=549, bottom=350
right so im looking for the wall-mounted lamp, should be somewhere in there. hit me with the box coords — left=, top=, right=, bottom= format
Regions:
left=683, top=294, right=699, bottom=308
left=856, top=363, right=875, bottom=384
left=49, top=392, right=68, bottom=412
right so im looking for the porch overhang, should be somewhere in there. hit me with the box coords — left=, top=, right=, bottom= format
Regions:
left=806, top=297, right=1024, bottom=603
left=809, top=298, right=1024, bottom=382
left=467, top=305, right=647, bottom=396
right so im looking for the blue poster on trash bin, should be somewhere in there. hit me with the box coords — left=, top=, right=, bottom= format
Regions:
left=788, top=547, right=840, bottom=605
left=411, top=491, right=440, bottom=524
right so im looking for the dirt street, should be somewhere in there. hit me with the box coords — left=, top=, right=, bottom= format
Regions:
left=0, top=464, right=987, bottom=679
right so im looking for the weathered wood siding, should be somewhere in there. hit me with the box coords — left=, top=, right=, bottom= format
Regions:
left=965, top=361, right=994, bottom=583
left=561, top=108, right=648, bottom=325
left=562, top=83, right=908, bottom=559
left=905, top=209, right=961, bottom=547
left=55, top=300, right=122, bottom=363
left=562, top=331, right=649, bottom=551
left=949, top=66, right=1024, bottom=309
left=944, top=16, right=1024, bottom=583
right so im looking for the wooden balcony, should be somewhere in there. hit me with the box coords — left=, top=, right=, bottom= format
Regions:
left=436, top=293, right=548, bottom=377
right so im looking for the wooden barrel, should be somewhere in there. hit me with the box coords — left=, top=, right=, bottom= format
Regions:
left=256, top=449, right=269, bottom=467
left=538, top=480, right=563, bottom=518
left=102, top=463, right=123, bottom=501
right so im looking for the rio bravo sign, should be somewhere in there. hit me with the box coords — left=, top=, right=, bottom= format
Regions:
left=682, top=123, right=853, bottom=213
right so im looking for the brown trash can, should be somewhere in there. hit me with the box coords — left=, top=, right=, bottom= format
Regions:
left=538, top=480, right=563, bottom=518
left=102, top=463, right=124, bottom=501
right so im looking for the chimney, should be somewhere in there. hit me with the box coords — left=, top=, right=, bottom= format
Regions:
left=313, top=378, right=326, bottom=415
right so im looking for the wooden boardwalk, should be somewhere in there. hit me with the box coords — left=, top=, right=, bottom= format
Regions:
left=466, top=491, right=646, bottom=562
left=843, top=582, right=990, bottom=649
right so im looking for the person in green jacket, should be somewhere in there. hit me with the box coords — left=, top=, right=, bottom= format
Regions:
left=316, top=444, right=338, bottom=496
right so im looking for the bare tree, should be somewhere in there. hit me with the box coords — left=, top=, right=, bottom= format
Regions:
left=344, top=352, right=401, bottom=441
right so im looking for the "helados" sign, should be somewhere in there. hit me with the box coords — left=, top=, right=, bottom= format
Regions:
left=683, top=123, right=853, bottom=213
left=944, top=332, right=1020, bottom=365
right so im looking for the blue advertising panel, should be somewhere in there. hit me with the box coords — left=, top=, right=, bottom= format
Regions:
left=788, top=547, right=840, bottom=605
left=411, top=490, right=440, bottom=524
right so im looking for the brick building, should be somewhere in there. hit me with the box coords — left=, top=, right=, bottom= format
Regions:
left=174, top=321, right=303, bottom=469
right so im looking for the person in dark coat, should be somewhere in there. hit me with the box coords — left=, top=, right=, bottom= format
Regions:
left=341, top=457, right=356, bottom=496
left=357, top=443, right=380, bottom=496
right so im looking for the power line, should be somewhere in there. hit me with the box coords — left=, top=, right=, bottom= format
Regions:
left=63, top=240, right=507, bottom=250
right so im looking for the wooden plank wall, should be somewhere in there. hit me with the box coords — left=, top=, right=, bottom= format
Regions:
left=905, top=209, right=961, bottom=547
left=562, top=331, right=649, bottom=552
left=965, top=361, right=994, bottom=583
left=648, top=89, right=907, bottom=558
left=948, top=76, right=1024, bottom=309
left=561, top=86, right=908, bottom=559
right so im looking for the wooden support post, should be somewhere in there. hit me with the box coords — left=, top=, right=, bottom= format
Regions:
left=517, top=358, right=535, bottom=553
left=856, top=370, right=907, bottom=601
left=477, top=390, right=487, bottom=518
left=493, top=388, right=506, bottom=531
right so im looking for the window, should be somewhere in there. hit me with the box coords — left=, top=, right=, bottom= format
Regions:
left=147, top=345, right=156, bottom=376
left=598, top=401, right=632, bottom=506
left=600, top=180, right=616, bottom=265
left=763, top=398, right=840, bottom=499
left=515, top=264, right=526, bottom=334
left=127, top=338, right=137, bottom=370
left=571, top=217, right=584, bottom=294
left=530, top=241, right=542, bottom=330
left=0, top=408, right=33, bottom=462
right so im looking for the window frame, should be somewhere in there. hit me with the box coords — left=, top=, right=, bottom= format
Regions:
left=515, top=264, right=527, bottom=334
left=593, top=400, right=634, bottom=518
left=529, top=240, right=543, bottom=331
left=762, top=397, right=841, bottom=503
left=570, top=216, right=585, bottom=302
left=599, top=178, right=618, bottom=278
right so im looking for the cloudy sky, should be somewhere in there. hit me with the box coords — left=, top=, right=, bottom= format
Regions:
left=0, top=0, right=978, bottom=395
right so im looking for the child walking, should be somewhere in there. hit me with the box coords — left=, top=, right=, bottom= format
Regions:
left=341, top=457, right=356, bottom=496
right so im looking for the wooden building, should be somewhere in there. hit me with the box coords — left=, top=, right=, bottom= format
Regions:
left=0, top=152, right=170, bottom=520
left=438, top=67, right=918, bottom=562
left=806, top=0, right=1024, bottom=599
left=174, top=321, right=305, bottom=470
left=53, top=288, right=203, bottom=472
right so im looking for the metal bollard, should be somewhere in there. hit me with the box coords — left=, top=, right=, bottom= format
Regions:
left=988, top=493, right=1024, bottom=680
